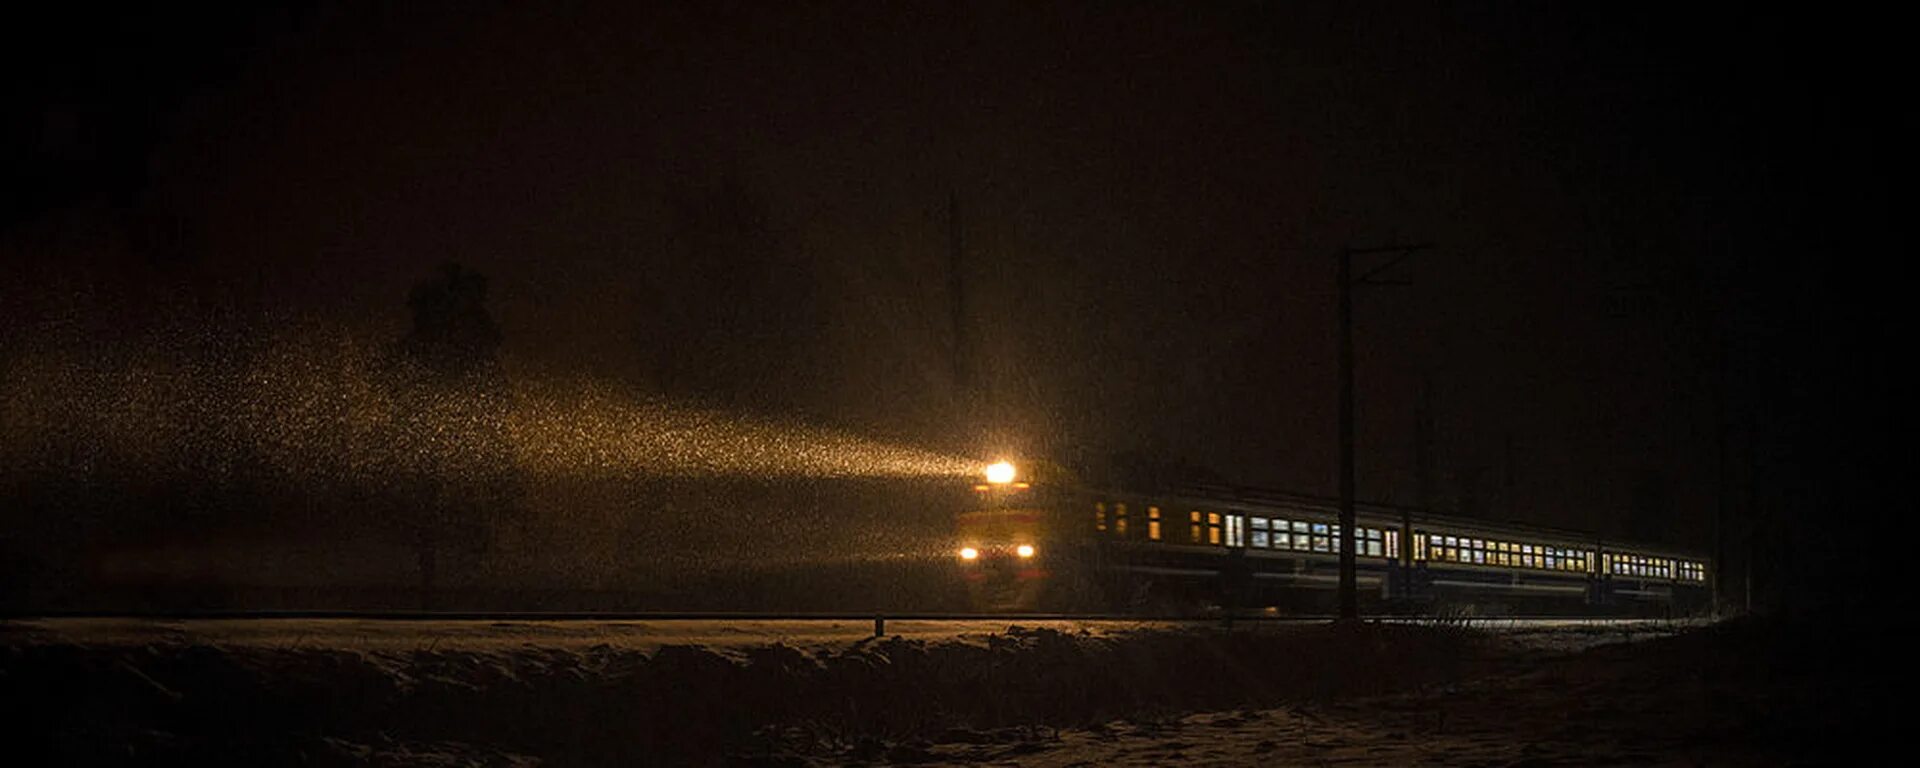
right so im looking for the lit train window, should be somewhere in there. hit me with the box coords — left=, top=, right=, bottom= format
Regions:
left=1095, top=502, right=1107, bottom=532
left=1114, top=504, right=1128, bottom=536
left=1148, top=507, right=1161, bottom=541
left=1251, top=517, right=1268, bottom=530
left=1274, top=531, right=1291, bottom=549
left=1252, top=530, right=1269, bottom=548
left=1208, top=512, right=1220, bottom=526
left=1386, top=530, right=1399, bottom=559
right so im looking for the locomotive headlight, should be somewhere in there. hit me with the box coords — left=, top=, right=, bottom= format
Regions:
left=1016, top=544, right=1035, bottom=558
left=959, top=547, right=980, bottom=561
left=984, top=461, right=1017, bottom=485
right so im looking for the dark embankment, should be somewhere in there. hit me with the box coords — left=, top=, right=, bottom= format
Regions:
left=3, top=622, right=1479, bottom=765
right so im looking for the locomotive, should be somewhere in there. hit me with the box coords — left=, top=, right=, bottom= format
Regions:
left=954, top=460, right=1711, bottom=616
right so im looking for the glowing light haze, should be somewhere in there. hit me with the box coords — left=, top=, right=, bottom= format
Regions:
left=0, top=329, right=978, bottom=485
left=512, top=379, right=979, bottom=480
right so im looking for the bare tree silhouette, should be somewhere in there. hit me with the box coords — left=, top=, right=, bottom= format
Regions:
left=389, top=262, right=519, bottom=608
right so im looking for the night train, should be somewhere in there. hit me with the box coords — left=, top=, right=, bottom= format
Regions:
left=954, top=460, right=1712, bottom=616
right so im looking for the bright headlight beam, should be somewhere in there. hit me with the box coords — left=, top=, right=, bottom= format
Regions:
left=959, top=547, right=979, bottom=560
left=984, top=461, right=1017, bottom=484
left=1016, top=544, right=1035, bottom=558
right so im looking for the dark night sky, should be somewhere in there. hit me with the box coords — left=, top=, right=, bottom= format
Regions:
left=2, top=1, right=1884, bottom=555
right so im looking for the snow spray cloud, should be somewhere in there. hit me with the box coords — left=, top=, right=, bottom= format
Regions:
left=0, top=327, right=979, bottom=486
left=510, top=379, right=976, bottom=480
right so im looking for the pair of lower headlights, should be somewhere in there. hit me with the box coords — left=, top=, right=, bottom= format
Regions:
left=959, top=544, right=1035, bottom=560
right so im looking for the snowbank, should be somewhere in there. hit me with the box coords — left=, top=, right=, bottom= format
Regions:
left=5, top=621, right=1478, bottom=764
left=1, top=617, right=1872, bottom=765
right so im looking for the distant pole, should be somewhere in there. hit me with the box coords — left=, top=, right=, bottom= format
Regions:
left=1338, top=249, right=1358, bottom=619
left=1410, top=377, right=1434, bottom=576
left=1744, top=434, right=1757, bottom=615
left=1503, top=432, right=1516, bottom=521
left=1336, top=243, right=1432, bottom=621
left=1713, top=400, right=1727, bottom=616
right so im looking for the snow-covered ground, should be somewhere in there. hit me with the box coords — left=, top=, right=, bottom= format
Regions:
left=0, top=615, right=1695, bottom=653
left=0, top=616, right=1864, bottom=765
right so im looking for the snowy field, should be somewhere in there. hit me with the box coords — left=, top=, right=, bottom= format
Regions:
left=0, top=615, right=1698, bottom=653
left=0, top=616, right=1865, bottom=765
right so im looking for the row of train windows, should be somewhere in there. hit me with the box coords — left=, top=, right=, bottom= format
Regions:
left=1095, top=503, right=1223, bottom=544
left=1093, top=504, right=1706, bottom=581
left=1092, top=503, right=1395, bottom=557
left=1416, top=534, right=1591, bottom=573
left=1248, top=518, right=1397, bottom=558
left=1608, top=554, right=1707, bottom=582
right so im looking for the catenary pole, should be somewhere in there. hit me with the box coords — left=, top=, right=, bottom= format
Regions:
left=1337, top=243, right=1432, bottom=620
left=1338, top=248, right=1357, bottom=619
